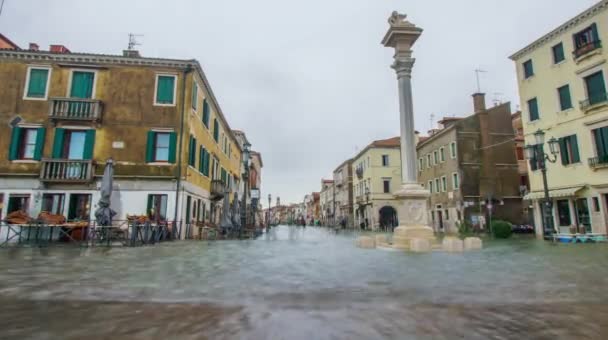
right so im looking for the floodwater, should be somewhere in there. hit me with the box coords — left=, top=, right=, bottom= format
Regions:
left=1, top=226, right=607, bottom=340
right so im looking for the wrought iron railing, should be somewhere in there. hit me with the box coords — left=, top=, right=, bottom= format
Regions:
left=573, top=40, right=602, bottom=59
left=40, top=159, right=94, bottom=182
left=589, top=155, right=608, bottom=168
left=49, top=98, right=103, bottom=122
left=580, top=92, right=608, bottom=111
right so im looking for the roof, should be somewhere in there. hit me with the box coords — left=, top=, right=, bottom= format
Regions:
left=509, top=0, right=608, bottom=60
left=417, top=136, right=429, bottom=145
left=0, top=34, right=19, bottom=49
left=333, top=158, right=353, bottom=173
left=352, top=136, right=400, bottom=162
left=0, top=48, right=242, bottom=153
left=438, top=117, right=463, bottom=124
left=322, top=179, right=334, bottom=183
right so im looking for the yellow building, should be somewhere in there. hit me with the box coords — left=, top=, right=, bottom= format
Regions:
left=510, top=0, right=608, bottom=237
left=0, top=43, right=242, bottom=237
left=351, top=137, right=401, bottom=231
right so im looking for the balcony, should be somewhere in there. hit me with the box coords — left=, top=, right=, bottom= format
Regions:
left=210, top=180, right=226, bottom=201
left=580, top=93, right=608, bottom=112
left=48, top=98, right=103, bottom=123
left=356, top=195, right=367, bottom=206
left=573, top=40, right=602, bottom=62
left=40, top=159, right=94, bottom=183
left=589, top=155, right=608, bottom=169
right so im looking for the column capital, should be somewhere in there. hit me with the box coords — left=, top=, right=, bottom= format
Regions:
left=391, top=57, right=415, bottom=78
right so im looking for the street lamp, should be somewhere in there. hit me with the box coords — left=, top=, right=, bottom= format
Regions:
left=364, top=187, right=370, bottom=230
left=267, top=193, right=271, bottom=228
left=240, top=141, right=251, bottom=237
left=524, top=129, right=560, bottom=239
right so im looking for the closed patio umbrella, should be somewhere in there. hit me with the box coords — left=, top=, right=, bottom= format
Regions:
left=94, top=158, right=117, bottom=227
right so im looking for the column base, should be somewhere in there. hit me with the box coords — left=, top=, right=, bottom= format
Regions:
left=391, top=183, right=435, bottom=250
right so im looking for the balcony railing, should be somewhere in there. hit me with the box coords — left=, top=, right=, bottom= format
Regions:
left=49, top=98, right=103, bottom=122
left=580, top=92, right=608, bottom=111
left=573, top=40, right=602, bottom=59
left=210, top=180, right=226, bottom=201
left=589, top=155, right=608, bottom=169
left=40, top=159, right=94, bottom=183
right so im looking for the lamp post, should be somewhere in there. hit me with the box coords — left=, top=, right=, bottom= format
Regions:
left=267, top=193, right=271, bottom=228
left=240, top=141, right=251, bottom=238
left=365, top=187, right=370, bottom=230
left=524, top=129, right=560, bottom=239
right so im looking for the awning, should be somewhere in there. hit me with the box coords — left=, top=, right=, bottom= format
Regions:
left=523, top=186, right=584, bottom=201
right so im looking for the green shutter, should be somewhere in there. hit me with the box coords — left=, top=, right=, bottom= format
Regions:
left=591, top=23, right=600, bottom=43
left=571, top=135, right=580, bottom=163
left=202, top=100, right=210, bottom=127
left=586, top=72, right=606, bottom=104
left=52, top=128, right=65, bottom=158
left=558, top=85, right=572, bottom=110
left=146, top=131, right=156, bottom=163
left=147, top=195, right=153, bottom=216
left=204, top=150, right=210, bottom=176
left=83, top=129, right=96, bottom=160
left=188, top=136, right=197, bottom=167
left=8, top=127, right=22, bottom=161
left=70, top=71, right=94, bottom=99
left=27, top=69, right=49, bottom=98
left=168, top=132, right=177, bottom=164
left=213, top=119, right=219, bottom=142
left=33, top=127, right=46, bottom=161
left=528, top=98, right=539, bottom=121
left=553, top=43, right=565, bottom=64
left=156, top=76, right=175, bottom=104
left=191, top=82, right=197, bottom=110
left=199, top=147, right=204, bottom=172
left=559, top=138, right=568, bottom=165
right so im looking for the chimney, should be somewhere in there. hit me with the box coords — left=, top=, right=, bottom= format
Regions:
left=49, top=44, right=71, bottom=53
left=29, top=43, right=39, bottom=51
left=472, top=93, right=486, bottom=112
left=123, top=49, right=141, bottom=58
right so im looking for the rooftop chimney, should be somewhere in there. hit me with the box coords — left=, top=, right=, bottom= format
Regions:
left=28, top=43, right=39, bottom=51
left=123, top=49, right=141, bottom=58
left=49, top=44, right=71, bottom=53
left=472, top=93, right=486, bottom=112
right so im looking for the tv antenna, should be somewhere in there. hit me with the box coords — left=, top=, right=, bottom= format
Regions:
left=429, top=113, right=435, bottom=130
left=475, top=69, right=487, bottom=93
left=0, top=0, right=6, bottom=19
left=128, top=33, right=143, bottom=50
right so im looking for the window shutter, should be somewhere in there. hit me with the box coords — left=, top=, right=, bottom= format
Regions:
left=559, top=138, right=568, bottom=165
left=168, top=132, right=177, bottom=164
left=156, top=76, right=175, bottom=104
left=83, top=129, right=96, bottom=160
left=8, top=127, right=22, bottom=161
left=591, top=23, right=600, bottom=42
left=146, top=131, right=156, bottom=163
left=213, top=119, right=219, bottom=142
left=571, top=135, right=580, bottom=163
left=199, top=147, right=204, bottom=172
left=70, top=71, right=94, bottom=99
left=33, top=127, right=46, bottom=161
left=52, top=128, right=65, bottom=158
left=205, top=150, right=210, bottom=176
left=147, top=195, right=153, bottom=217
left=191, top=82, right=198, bottom=110
left=28, top=69, right=49, bottom=97
left=202, top=100, right=210, bottom=127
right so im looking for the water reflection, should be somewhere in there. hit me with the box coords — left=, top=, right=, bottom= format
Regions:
left=1, top=226, right=607, bottom=339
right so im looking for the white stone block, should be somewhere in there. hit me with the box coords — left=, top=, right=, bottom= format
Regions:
left=464, top=237, right=483, bottom=251
left=356, top=236, right=376, bottom=249
left=409, top=238, right=431, bottom=253
left=442, top=237, right=464, bottom=252
left=376, top=234, right=388, bottom=246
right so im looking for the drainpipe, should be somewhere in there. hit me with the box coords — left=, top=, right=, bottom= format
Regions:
left=174, top=65, right=193, bottom=230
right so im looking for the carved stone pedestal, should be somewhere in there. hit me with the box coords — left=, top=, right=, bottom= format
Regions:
left=391, top=185, right=435, bottom=250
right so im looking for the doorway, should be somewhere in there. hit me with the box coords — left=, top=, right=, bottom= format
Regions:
left=437, top=210, right=444, bottom=232
left=42, top=194, right=65, bottom=215
left=68, top=194, right=91, bottom=221
left=378, top=206, right=398, bottom=232
left=7, top=194, right=30, bottom=214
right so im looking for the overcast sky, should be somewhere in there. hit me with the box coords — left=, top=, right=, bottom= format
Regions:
left=0, top=0, right=597, bottom=205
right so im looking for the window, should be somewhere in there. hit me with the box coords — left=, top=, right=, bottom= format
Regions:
left=418, top=158, right=423, bottom=171
left=592, top=126, right=608, bottom=163
left=42, top=194, right=65, bottom=215
left=155, top=74, right=176, bottom=105
left=575, top=198, right=591, bottom=232
left=9, top=127, right=45, bottom=161
left=70, top=71, right=95, bottom=99
left=202, top=99, right=210, bottom=128
left=552, top=43, right=565, bottom=64
left=426, top=154, right=432, bottom=168
left=147, top=194, right=168, bottom=221
left=557, top=85, right=572, bottom=110
left=441, top=176, right=447, bottom=192
left=440, top=147, right=445, bottom=162
left=67, top=194, right=91, bottom=221
left=593, top=197, right=601, bottom=212
left=383, top=179, right=390, bottom=193
left=450, top=142, right=457, bottom=159
left=516, top=146, right=524, bottom=161
left=559, top=135, right=580, bottom=165
left=528, top=98, right=539, bottom=121
left=146, top=131, right=176, bottom=163
left=435, top=179, right=440, bottom=193
left=584, top=71, right=607, bottom=106
left=188, top=135, right=197, bottom=167
left=199, top=146, right=210, bottom=176
left=382, top=155, right=389, bottom=167
left=523, top=59, right=534, bottom=79
left=428, top=180, right=433, bottom=193
left=529, top=144, right=544, bottom=171
left=433, top=151, right=439, bottom=165
left=7, top=194, right=30, bottom=214
left=573, top=23, right=600, bottom=58
left=191, top=81, right=198, bottom=110
left=445, top=209, right=449, bottom=221
left=213, top=118, right=219, bottom=142
left=49, top=128, right=95, bottom=161
left=24, top=67, right=50, bottom=99
left=452, top=172, right=460, bottom=190
left=557, top=200, right=571, bottom=226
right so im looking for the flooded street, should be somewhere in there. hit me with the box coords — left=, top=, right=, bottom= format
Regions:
left=1, top=226, right=608, bottom=339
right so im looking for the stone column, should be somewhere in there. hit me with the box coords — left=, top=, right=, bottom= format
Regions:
left=382, top=12, right=434, bottom=246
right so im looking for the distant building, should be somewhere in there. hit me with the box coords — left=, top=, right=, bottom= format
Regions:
left=333, top=159, right=354, bottom=228
left=510, top=0, right=608, bottom=236
left=351, top=137, right=401, bottom=231
left=319, top=179, right=335, bottom=226
left=417, top=94, right=523, bottom=233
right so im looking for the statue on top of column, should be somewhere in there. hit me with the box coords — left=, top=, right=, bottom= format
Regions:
left=388, top=11, right=409, bottom=27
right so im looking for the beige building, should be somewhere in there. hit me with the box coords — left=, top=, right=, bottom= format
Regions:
left=333, top=159, right=354, bottom=228
left=351, top=137, right=402, bottom=231
left=319, top=179, right=335, bottom=226
left=510, top=0, right=608, bottom=237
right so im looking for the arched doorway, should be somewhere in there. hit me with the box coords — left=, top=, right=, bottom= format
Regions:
left=379, top=206, right=398, bottom=232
